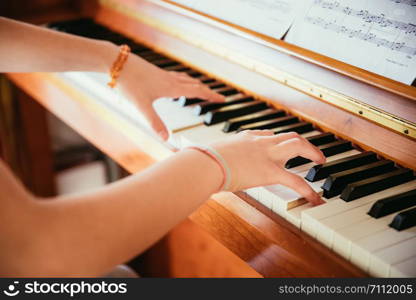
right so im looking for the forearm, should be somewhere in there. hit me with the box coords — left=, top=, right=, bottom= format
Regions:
left=5, top=150, right=222, bottom=277
left=0, top=17, right=225, bottom=139
left=0, top=17, right=119, bottom=73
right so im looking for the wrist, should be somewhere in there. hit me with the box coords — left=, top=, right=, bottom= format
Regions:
left=94, top=40, right=119, bottom=73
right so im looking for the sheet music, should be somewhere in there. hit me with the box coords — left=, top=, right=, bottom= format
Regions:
left=285, top=0, right=416, bottom=85
left=170, top=0, right=310, bottom=38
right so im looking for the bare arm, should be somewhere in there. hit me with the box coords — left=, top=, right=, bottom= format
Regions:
left=0, top=17, right=118, bottom=73
left=0, top=150, right=223, bottom=277
left=0, top=17, right=224, bottom=138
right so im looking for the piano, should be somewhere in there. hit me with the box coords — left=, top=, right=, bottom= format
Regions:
left=5, top=0, right=416, bottom=277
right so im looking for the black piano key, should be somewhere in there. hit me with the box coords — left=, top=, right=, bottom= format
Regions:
left=273, top=122, right=314, bottom=134
left=198, top=76, right=216, bottom=84
left=105, top=34, right=132, bottom=45
left=48, top=18, right=95, bottom=31
left=237, top=116, right=298, bottom=131
left=164, top=65, right=190, bottom=72
left=204, top=102, right=269, bottom=125
left=223, top=109, right=286, bottom=132
left=135, top=50, right=155, bottom=57
left=285, top=157, right=309, bottom=168
left=212, top=87, right=239, bottom=96
left=49, top=20, right=121, bottom=40
left=321, top=140, right=353, bottom=156
left=389, top=207, right=416, bottom=231
left=368, top=189, right=416, bottom=218
left=141, top=53, right=165, bottom=61
left=206, top=81, right=227, bottom=89
left=286, top=140, right=353, bottom=168
left=177, top=97, right=205, bottom=106
left=52, top=21, right=111, bottom=39
left=305, top=151, right=378, bottom=182
left=193, top=96, right=253, bottom=115
left=130, top=44, right=150, bottom=54
left=152, top=59, right=179, bottom=68
left=186, top=70, right=202, bottom=77
left=341, top=168, right=415, bottom=202
left=306, top=132, right=337, bottom=146
left=322, top=160, right=396, bottom=198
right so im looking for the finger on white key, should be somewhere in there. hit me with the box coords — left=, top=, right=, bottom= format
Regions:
left=278, top=170, right=324, bottom=205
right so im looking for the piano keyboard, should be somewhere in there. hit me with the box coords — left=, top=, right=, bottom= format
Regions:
left=48, top=19, right=416, bottom=278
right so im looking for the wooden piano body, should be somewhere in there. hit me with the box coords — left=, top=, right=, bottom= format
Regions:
left=4, top=0, right=416, bottom=277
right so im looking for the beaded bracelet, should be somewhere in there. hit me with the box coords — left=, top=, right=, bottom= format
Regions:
left=107, top=44, right=131, bottom=88
left=185, top=145, right=231, bottom=192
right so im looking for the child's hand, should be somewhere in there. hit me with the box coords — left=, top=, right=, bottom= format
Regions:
left=118, top=54, right=224, bottom=140
left=211, top=130, right=326, bottom=205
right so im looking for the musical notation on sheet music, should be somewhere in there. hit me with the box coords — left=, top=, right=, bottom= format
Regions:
left=390, top=0, right=416, bottom=6
left=170, top=0, right=309, bottom=39
left=304, top=16, right=416, bottom=56
left=286, top=0, right=416, bottom=85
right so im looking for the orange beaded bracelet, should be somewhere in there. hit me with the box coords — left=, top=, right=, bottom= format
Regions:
left=107, top=44, right=131, bottom=88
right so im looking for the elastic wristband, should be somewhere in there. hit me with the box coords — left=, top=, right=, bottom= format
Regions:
left=185, top=145, right=231, bottom=192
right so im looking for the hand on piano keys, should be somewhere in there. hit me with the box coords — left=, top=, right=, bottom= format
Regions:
left=116, top=53, right=225, bottom=140
left=209, top=130, right=325, bottom=205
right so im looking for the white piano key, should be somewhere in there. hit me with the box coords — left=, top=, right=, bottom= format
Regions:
left=284, top=202, right=317, bottom=229
left=223, top=93, right=247, bottom=101
left=60, top=72, right=150, bottom=128
left=301, top=181, right=416, bottom=240
left=174, top=123, right=229, bottom=147
left=264, top=185, right=304, bottom=212
left=369, top=237, right=416, bottom=277
left=61, top=72, right=206, bottom=133
left=268, top=185, right=298, bottom=214
left=244, top=187, right=259, bottom=200
left=331, top=208, right=411, bottom=260
left=316, top=202, right=373, bottom=247
left=300, top=130, right=322, bottom=138
left=244, top=187, right=272, bottom=209
left=390, top=256, right=416, bottom=277
left=350, top=226, right=416, bottom=272
left=153, top=98, right=203, bottom=132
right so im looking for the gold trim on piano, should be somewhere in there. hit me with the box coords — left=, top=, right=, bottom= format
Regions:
left=100, top=0, right=416, bottom=140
